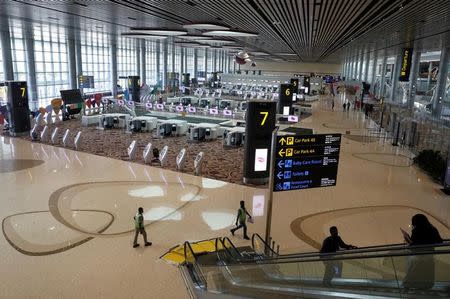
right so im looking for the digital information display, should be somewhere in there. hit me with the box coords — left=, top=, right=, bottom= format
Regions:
left=273, top=134, right=341, bottom=191
left=78, top=75, right=94, bottom=89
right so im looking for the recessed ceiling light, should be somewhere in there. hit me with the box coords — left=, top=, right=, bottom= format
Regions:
left=122, top=33, right=167, bottom=40
left=202, top=30, right=258, bottom=37
left=183, top=23, right=229, bottom=30
left=174, top=41, right=210, bottom=48
left=177, top=35, right=212, bottom=40
left=130, top=28, right=187, bottom=36
left=199, top=39, right=235, bottom=44
left=275, top=53, right=297, bottom=56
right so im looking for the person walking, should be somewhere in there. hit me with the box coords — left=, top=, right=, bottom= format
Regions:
left=133, top=207, right=152, bottom=248
left=230, top=201, right=252, bottom=240
left=320, top=226, right=357, bottom=287
left=331, top=99, right=335, bottom=111
left=342, top=102, right=346, bottom=111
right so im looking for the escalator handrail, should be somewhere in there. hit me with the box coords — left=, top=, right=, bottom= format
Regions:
left=251, top=233, right=278, bottom=256
left=215, top=237, right=240, bottom=260
left=251, top=236, right=450, bottom=262
left=223, top=242, right=450, bottom=266
left=184, top=240, right=198, bottom=262
left=222, top=237, right=242, bottom=258
left=183, top=241, right=208, bottom=288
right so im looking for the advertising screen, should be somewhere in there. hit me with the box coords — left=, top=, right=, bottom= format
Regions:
left=254, top=148, right=268, bottom=171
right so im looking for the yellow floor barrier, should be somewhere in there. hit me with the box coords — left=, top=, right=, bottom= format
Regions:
left=160, top=238, right=219, bottom=265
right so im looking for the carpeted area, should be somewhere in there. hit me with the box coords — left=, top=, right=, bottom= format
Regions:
left=16, top=119, right=251, bottom=185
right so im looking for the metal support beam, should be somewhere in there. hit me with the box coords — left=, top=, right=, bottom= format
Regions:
left=408, top=49, right=421, bottom=110
left=379, top=54, right=387, bottom=98
left=140, top=40, right=146, bottom=85
left=156, top=41, right=161, bottom=84
left=66, top=28, right=77, bottom=89
left=193, top=48, right=198, bottom=78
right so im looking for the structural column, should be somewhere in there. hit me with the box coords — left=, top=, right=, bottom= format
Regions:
left=140, top=40, right=146, bottom=85
left=379, top=53, right=387, bottom=98
left=204, top=49, right=208, bottom=74
left=408, top=49, right=421, bottom=110
left=163, top=40, right=168, bottom=87
left=193, top=49, right=198, bottom=78
left=74, top=29, right=82, bottom=80
left=180, top=48, right=184, bottom=74
left=213, top=49, right=217, bottom=72
left=390, top=49, right=403, bottom=102
left=358, top=49, right=364, bottom=81
left=66, top=28, right=78, bottom=89
left=136, top=39, right=141, bottom=78
left=0, top=18, right=14, bottom=80
left=156, top=41, right=161, bottom=84
left=364, top=50, right=370, bottom=82
left=23, top=20, right=38, bottom=107
left=171, top=43, right=175, bottom=73
left=370, top=50, right=378, bottom=92
left=110, top=35, right=118, bottom=96
left=432, top=46, right=449, bottom=117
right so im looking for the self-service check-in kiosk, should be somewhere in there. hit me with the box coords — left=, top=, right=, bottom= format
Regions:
left=128, top=116, right=158, bottom=133
left=99, top=113, right=130, bottom=129
left=188, top=123, right=220, bottom=142
left=157, top=120, right=188, bottom=137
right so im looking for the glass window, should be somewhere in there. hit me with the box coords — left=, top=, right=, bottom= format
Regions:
left=10, top=20, right=28, bottom=83
left=207, top=49, right=213, bottom=73
left=197, top=48, right=205, bottom=75
left=34, top=22, right=70, bottom=107
left=117, top=37, right=137, bottom=78
left=81, top=29, right=111, bottom=92
left=174, top=46, right=181, bottom=75
left=0, top=38, right=4, bottom=82
left=145, top=40, right=157, bottom=85
left=186, top=48, right=194, bottom=76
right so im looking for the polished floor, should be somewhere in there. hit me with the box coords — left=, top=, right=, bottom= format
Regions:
left=1, top=95, right=449, bottom=298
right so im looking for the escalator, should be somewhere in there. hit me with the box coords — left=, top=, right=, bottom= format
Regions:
left=179, top=234, right=450, bottom=299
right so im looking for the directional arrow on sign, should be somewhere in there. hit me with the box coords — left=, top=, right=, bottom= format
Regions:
left=278, top=149, right=285, bottom=157
left=277, top=171, right=283, bottom=180
left=277, top=160, right=284, bottom=168
left=279, top=137, right=286, bottom=145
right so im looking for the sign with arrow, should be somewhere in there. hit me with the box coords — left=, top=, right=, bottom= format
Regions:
left=273, top=133, right=341, bottom=191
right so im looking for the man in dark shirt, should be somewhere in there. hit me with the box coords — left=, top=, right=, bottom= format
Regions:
left=320, top=226, right=357, bottom=286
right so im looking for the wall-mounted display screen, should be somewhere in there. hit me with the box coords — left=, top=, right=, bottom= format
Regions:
left=254, top=148, right=268, bottom=171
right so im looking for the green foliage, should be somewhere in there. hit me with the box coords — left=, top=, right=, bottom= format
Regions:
left=413, top=150, right=446, bottom=184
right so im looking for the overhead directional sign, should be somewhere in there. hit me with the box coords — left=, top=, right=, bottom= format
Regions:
left=273, top=133, right=341, bottom=192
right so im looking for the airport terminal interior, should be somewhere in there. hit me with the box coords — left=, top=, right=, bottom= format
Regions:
left=1, top=1, right=450, bottom=298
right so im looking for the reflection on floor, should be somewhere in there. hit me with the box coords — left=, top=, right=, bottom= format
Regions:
left=0, top=96, right=449, bottom=298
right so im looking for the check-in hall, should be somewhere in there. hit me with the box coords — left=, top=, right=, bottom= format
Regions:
left=0, top=1, right=450, bottom=298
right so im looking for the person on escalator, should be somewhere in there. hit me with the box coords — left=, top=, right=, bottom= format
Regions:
left=320, top=226, right=357, bottom=287
left=402, top=214, right=443, bottom=290
left=230, top=201, right=252, bottom=240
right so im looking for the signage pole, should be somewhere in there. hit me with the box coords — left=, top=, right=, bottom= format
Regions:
left=265, top=128, right=278, bottom=245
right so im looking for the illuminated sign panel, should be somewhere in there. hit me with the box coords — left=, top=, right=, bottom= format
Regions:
left=399, top=48, right=413, bottom=82
left=274, top=134, right=341, bottom=191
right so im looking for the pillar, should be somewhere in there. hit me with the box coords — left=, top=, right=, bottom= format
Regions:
left=213, top=49, right=217, bottom=72
left=180, top=48, right=184, bottom=74
left=66, top=28, right=78, bottom=89
left=23, top=20, right=38, bottom=107
left=370, top=50, right=378, bottom=92
left=379, top=54, right=387, bottom=98
left=364, top=50, right=370, bottom=82
left=156, top=41, right=161, bottom=84
left=390, top=49, right=403, bottom=102
left=110, top=35, right=118, bottom=96
left=163, top=40, right=168, bottom=87
left=408, top=49, right=421, bottom=110
left=140, top=40, right=146, bottom=85
left=432, top=46, right=449, bottom=117
left=358, top=49, right=364, bottom=81
left=0, top=18, right=14, bottom=80
left=74, top=29, right=82, bottom=79
left=193, top=48, right=198, bottom=78
left=136, top=39, right=141, bottom=78
left=171, top=43, right=175, bottom=73
left=205, top=49, right=208, bottom=74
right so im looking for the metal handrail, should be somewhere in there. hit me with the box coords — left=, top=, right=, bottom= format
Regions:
left=183, top=241, right=207, bottom=289
left=252, top=233, right=278, bottom=256
left=214, top=237, right=240, bottom=260
left=222, top=237, right=242, bottom=258
left=202, top=243, right=450, bottom=269
left=249, top=236, right=450, bottom=263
